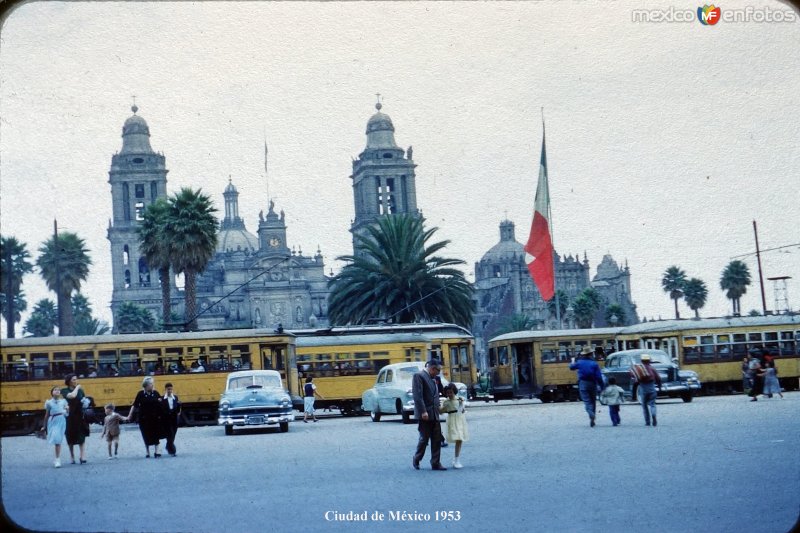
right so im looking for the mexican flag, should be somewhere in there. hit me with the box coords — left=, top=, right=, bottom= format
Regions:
left=524, top=127, right=555, bottom=301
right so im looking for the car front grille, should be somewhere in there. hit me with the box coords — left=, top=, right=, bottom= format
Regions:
left=228, top=406, right=288, bottom=415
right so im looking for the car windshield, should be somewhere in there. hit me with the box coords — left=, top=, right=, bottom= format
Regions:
left=396, top=366, right=423, bottom=380
left=635, top=352, right=670, bottom=365
left=228, top=374, right=281, bottom=390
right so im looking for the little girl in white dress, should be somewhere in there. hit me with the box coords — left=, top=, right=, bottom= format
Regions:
left=42, top=386, right=69, bottom=468
left=440, top=383, right=469, bottom=469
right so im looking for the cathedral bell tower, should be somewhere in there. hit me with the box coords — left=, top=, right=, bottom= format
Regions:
left=107, top=104, right=170, bottom=326
left=350, top=99, right=420, bottom=254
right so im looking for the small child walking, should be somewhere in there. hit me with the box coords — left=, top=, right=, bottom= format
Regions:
left=100, top=403, right=126, bottom=459
left=600, top=377, right=626, bottom=426
left=42, top=386, right=69, bottom=468
left=439, top=383, right=469, bottom=469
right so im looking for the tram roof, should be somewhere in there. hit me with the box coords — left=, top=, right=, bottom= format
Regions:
left=290, top=323, right=473, bottom=339
left=489, top=313, right=799, bottom=344
left=296, top=331, right=471, bottom=348
left=615, top=313, right=800, bottom=335
left=0, top=328, right=295, bottom=349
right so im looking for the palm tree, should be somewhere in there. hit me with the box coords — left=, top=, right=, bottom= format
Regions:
left=116, top=302, right=156, bottom=333
left=328, top=214, right=474, bottom=327
left=36, top=231, right=91, bottom=336
left=661, top=266, right=687, bottom=319
left=683, top=278, right=708, bottom=318
left=1, top=236, right=34, bottom=338
left=23, top=299, right=58, bottom=337
left=138, top=198, right=173, bottom=324
left=164, top=188, right=218, bottom=331
left=71, top=293, right=110, bottom=335
left=572, top=291, right=600, bottom=329
left=720, top=260, right=751, bottom=316
left=494, top=313, right=535, bottom=336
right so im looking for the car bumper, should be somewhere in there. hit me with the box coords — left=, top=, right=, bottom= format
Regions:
left=218, top=412, right=295, bottom=427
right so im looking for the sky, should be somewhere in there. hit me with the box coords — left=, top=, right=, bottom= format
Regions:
left=1, top=0, right=799, bottom=336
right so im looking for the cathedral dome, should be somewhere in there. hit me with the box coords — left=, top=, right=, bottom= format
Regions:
left=120, top=105, right=154, bottom=154
left=480, top=220, right=525, bottom=263
left=480, top=239, right=525, bottom=264
left=216, top=226, right=258, bottom=254
left=365, top=101, right=399, bottom=149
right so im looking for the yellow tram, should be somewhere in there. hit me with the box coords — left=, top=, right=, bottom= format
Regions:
left=1, top=323, right=476, bottom=435
left=488, top=314, right=800, bottom=401
left=293, top=323, right=476, bottom=415
left=0, top=329, right=297, bottom=435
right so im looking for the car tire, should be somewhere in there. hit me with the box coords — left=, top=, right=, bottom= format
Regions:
left=402, top=410, right=411, bottom=424
left=681, top=391, right=693, bottom=403
left=279, top=422, right=289, bottom=432
left=370, top=411, right=381, bottom=422
left=224, top=425, right=233, bottom=436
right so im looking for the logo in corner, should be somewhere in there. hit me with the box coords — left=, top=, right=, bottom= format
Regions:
left=698, top=4, right=721, bottom=25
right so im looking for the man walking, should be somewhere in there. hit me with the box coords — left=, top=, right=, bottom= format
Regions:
left=631, top=354, right=662, bottom=426
left=569, top=347, right=605, bottom=427
left=411, top=359, right=447, bottom=471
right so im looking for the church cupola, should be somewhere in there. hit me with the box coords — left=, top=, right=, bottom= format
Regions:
left=257, top=200, right=289, bottom=255
left=120, top=104, right=154, bottom=154
left=217, top=178, right=257, bottom=253
left=350, top=97, right=420, bottom=255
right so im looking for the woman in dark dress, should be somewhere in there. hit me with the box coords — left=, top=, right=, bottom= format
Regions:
left=61, top=373, right=88, bottom=464
left=127, top=376, right=164, bottom=458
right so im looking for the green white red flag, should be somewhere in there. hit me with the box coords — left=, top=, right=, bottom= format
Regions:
left=524, top=127, right=555, bottom=301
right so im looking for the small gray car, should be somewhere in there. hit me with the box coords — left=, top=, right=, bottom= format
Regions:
left=602, top=349, right=700, bottom=402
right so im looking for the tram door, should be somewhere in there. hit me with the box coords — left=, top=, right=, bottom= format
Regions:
left=449, top=344, right=473, bottom=388
left=511, top=343, right=534, bottom=398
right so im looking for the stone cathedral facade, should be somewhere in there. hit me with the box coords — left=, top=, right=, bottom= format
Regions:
left=107, top=102, right=638, bottom=341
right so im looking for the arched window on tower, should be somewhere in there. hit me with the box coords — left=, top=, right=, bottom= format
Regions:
left=124, top=269, right=131, bottom=289
left=123, top=245, right=130, bottom=265
left=123, top=183, right=131, bottom=221
left=138, top=257, right=150, bottom=287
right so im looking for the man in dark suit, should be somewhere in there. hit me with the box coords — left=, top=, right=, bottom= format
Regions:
left=411, top=359, right=446, bottom=471
left=162, top=382, right=181, bottom=456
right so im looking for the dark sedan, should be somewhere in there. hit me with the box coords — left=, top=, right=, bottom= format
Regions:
left=602, top=349, right=700, bottom=402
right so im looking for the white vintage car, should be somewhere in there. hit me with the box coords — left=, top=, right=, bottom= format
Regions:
left=218, top=370, right=295, bottom=435
left=361, top=361, right=468, bottom=424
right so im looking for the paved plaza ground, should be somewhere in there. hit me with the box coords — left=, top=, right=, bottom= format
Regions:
left=2, top=393, right=799, bottom=533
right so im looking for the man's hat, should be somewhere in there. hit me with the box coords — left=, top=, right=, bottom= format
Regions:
left=641, top=354, right=651, bottom=362
left=579, top=346, right=593, bottom=356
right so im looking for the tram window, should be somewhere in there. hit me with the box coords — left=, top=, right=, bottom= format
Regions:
left=558, top=341, right=572, bottom=362
left=405, top=348, right=422, bottom=362
left=98, top=350, right=118, bottom=376
left=779, top=331, right=795, bottom=356
left=541, top=343, right=557, bottom=363
left=75, top=351, right=96, bottom=377
left=31, top=353, right=49, bottom=379
left=699, top=336, right=715, bottom=361
left=459, top=346, right=469, bottom=367
left=232, top=344, right=250, bottom=370
left=374, top=359, right=390, bottom=373
left=53, top=352, right=74, bottom=377
left=748, top=333, right=762, bottom=342
left=683, top=346, right=699, bottom=363
left=429, top=345, right=443, bottom=363
left=764, top=332, right=778, bottom=342
left=6, top=353, right=29, bottom=381
left=497, top=346, right=509, bottom=366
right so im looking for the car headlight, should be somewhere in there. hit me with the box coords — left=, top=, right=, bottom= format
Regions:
left=406, top=388, right=413, bottom=398
left=280, top=396, right=291, bottom=406
left=219, top=399, right=230, bottom=411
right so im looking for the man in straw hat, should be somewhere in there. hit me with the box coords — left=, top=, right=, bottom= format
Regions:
left=631, top=353, right=662, bottom=426
left=569, top=347, right=606, bottom=427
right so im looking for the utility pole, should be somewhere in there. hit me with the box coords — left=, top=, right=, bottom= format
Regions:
left=753, top=220, right=768, bottom=315
left=54, top=219, right=63, bottom=333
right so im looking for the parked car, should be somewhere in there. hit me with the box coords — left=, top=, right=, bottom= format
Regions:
left=218, top=370, right=294, bottom=435
left=361, top=361, right=468, bottom=424
left=602, top=349, right=701, bottom=402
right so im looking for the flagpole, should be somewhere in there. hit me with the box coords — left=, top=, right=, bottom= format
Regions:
left=542, top=109, right=562, bottom=329
left=263, top=130, right=270, bottom=205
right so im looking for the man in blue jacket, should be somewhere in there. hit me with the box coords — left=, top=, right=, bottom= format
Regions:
left=569, top=347, right=605, bottom=427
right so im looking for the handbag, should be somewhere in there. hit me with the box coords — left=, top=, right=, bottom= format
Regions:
left=35, top=427, right=47, bottom=440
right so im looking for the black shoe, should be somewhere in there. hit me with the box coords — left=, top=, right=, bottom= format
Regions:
left=645, top=422, right=650, bottom=426
left=154, top=453, right=162, bottom=458
left=412, top=458, right=420, bottom=470
left=590, top=417, right=596, bottom=427
left=79, top=459, right=87, bottom=464
left=441, top=441, right=448, bottom=447
left=431, top=464, right=448, bottom=471
left=652, top=416, right=657, bottom=427
left=145, top=454, right=150, bottom=458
